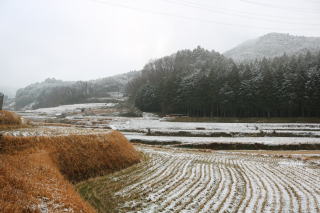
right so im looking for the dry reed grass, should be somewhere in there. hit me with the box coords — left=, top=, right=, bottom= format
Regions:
left=0, top=131, right=141, bottom=212
left=0, top=110, right=22, bottom=125
left=0, top=110, right=27, bottom=130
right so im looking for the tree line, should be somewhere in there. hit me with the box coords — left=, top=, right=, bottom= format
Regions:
left=127, top=47, right=320, bottom=117
left=15, top=71, right=139, bottom=110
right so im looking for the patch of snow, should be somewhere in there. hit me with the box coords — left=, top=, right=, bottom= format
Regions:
left=27, top=103, right=113, bottom=115
left=124, top=133, right=320, bottom=145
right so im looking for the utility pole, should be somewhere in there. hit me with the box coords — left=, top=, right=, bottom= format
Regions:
left=0, top=93, right=4, bottom=110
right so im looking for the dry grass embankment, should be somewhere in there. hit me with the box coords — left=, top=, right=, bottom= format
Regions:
left=0, top=131, right=141, bottom=212
left=0, top=110, right=27, bottom=130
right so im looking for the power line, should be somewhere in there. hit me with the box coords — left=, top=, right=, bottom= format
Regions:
left=158, top=0, right=320, bottom=26
left=166, top=0, right=320, bottom=19
left=90, top=0, right=319, bottom=31
left=240, top=0, right=320, bottom=14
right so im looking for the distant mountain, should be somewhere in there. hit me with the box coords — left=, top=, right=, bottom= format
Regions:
left=15, top=71, right=140, bottom=110
left=224, top=33, right=320, bottom=62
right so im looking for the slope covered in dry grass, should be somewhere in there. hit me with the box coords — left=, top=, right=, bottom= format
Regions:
left=0, top=131, right=141, bottom=212
left=0, top=110, right=23, bottom=129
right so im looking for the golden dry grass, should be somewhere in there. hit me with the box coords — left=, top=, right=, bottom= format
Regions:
left=0, top=131, right=141, bottom=212
left=0, top=110, right=22, bottom=125
left=0, top=152, right=96, bottom=213
left=0, top=110, right=27, bottom=130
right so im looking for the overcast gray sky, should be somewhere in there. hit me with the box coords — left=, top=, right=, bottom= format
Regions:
left=0, top=0, right=319, bottom=89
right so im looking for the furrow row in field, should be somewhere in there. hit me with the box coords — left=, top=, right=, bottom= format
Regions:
left=117, top=155, right=176, bottom=195
left=272, top=164, right=318, bottom=212
left=87, top=146, right=320, bottom=213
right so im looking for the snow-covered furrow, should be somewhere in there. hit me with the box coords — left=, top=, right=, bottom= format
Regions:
left=200, top=163, right=229, bottom=212
left=158, top=163, right=199, bottom=211
left=218, top=164, right=244, bottom=212
left=117, top=156, right=175, bottom=195
left=211, top=160, right=235, bottom=211
left=243, top=160, right=268, bottom=213
left=108, top=147, right=320, bottom=212
left=259, top=164, right=283, bottom=212
left=272, top=164, right=318, bottom=212
left=146, top=159, right=192, bottom=203
left=253, top=162, right=281, bottom=212
left=181, top=164, right=215, bottom=211
left=288, top=166, right=320, bottom=191
left=114, top=155, right=167, bottom=195
left=165, top=163, right=206, bottom=212
left=197, top=164, right=222, bottom=213
left=137, top=160, right=185, bottom=198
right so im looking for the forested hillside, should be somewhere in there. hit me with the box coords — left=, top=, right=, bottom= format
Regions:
left=224, top=33, right=320, bottom=62
left=128, top=47, right=320, bottom=117
left=15, top=72, right=139, bottom=110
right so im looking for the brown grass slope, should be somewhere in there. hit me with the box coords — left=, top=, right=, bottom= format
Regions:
left=0, top=110, right=25, bottom=130
left=0, top=110, right=21, bottom=125
left=0, top=131, right=141, bottom=212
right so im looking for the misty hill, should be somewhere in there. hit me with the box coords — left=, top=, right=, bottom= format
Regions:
left=224, top=33, right=320, bottom=62
left=15, top=71, right=139, bottom=110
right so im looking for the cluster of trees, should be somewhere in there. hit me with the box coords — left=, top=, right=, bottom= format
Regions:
left=127, top=47, right=320, bottom=117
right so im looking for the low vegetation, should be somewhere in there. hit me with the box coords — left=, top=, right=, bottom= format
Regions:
left=0, top=110, right=23, bottom=128
left=0, top=131, right=141, bottom=212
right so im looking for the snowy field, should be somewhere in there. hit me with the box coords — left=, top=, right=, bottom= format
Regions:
left=110, top=116, right=320, bottom=134
left=27, top=103, right=115, bottom=114
left=78, top=145, right=320, bottom=213
left=0, top=126, right=110, bottom=137
left=14, top=104, right=320, bottom=146
left=110, top=114, right=320, bottom=146
left=124, top=133, right=320, bottom=146
left=8, top=104, right=320, bottom=212
left=18, top=103, right=117, bottom=121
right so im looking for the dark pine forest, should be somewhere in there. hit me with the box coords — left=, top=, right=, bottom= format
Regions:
left=127, top=47, right=320, bottom=117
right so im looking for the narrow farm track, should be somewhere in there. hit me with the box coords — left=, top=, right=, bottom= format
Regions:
left=79, top=146, right=320, bottom=213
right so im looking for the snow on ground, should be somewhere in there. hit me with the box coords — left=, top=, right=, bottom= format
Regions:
left=0, top=126, right=110, bottom=137
left=80, top=145, right=320, bottom=213
left=110, top=118, right=320, bottom=133
left=14, top=104, right=320, bottom=146
left=25, top=103, right=115, bottom=115
left=110, top=117, right=320, bottom=145
left=18, top=103, right=117, bottom=121
left=124, top=133, right=320, bottom=145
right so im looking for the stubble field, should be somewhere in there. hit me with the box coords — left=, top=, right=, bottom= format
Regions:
left=78, top=145, right=320, bottom=213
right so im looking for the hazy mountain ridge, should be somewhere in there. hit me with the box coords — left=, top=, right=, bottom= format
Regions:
left=224, top=33, right=320, bottom=62
left=15, top=71, right=140, bottom=110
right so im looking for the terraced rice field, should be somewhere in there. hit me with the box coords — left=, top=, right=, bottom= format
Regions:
left=77, top=145, right=320, bottom=213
